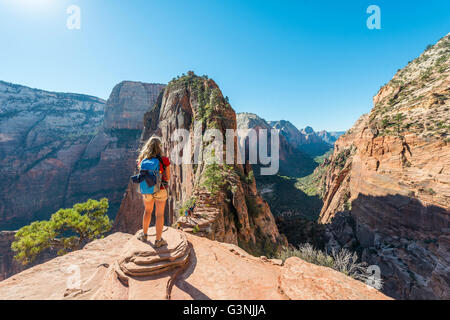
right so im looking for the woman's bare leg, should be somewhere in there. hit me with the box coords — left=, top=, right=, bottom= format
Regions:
left=154, top=199, right=166, bottom=240
left=143, top=198, right=155, bottom=235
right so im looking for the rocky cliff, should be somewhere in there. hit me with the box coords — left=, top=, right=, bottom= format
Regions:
left=319, top=34, right=450, bottom=299
left=114, top=74, right=286, bottom=256
left=0, top=228, right=390, bottom=300
left=0, top=81, right=106, bottom=229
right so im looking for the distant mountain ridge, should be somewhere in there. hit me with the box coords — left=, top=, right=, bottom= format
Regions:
left=237, top=113, right=344, bottom=157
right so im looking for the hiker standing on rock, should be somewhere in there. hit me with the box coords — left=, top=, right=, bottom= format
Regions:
left=133, top=136, right=171, bottom=247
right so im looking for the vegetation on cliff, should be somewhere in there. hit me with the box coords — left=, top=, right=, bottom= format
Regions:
left=12, top=198, right=112, bottom=265
left=275, top=243, right=376, bottom=285
left=369, top=34, right=449, bottom=139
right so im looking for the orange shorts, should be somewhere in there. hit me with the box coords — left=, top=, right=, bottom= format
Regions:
left=142, top=189, right=168, bottom=202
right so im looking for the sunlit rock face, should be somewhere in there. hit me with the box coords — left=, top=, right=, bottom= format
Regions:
left=0, top=229, right=391, bottom=300
left=319, top=34, right=450, bottom=300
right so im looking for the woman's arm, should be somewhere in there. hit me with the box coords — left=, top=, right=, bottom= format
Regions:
left=165, top=165, right=171, bottom=180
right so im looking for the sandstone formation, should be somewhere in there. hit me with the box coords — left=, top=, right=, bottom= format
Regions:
left=0, top=229, right=391, bottom=300
left=114, top=74, right=286, bottom=256
left=319, top=34, right=450, bottom=299
left=64, top=81, right=165, bottom=218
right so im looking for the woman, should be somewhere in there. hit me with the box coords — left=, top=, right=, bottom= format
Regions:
left=136, top=136, right=171, bottom=247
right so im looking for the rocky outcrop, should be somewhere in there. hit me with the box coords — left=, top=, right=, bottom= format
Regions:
left=114, top=74, right=286, bottom=257
left=319, top=34, right=450, bottom=299
left=0, top=229, right=391, bottom=300
left=104, top=82, right=166, bottom=130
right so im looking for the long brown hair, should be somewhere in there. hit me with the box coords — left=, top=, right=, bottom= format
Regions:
left=137, top=136, right=163, bottom=168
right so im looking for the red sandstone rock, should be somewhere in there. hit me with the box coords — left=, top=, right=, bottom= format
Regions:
left=0, top=230, right=391, bottom=300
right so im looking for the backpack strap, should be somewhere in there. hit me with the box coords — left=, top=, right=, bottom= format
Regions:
left=155, top=155, right=166, bottom=171
left=155, top=155, right=168, bottom=188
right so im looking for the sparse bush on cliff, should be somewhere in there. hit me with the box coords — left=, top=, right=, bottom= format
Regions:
left=275, top=243, right=374, bottom=284
left=202, top=162, right=226, bottom=196
left=12, top=198, right=112, bottom=265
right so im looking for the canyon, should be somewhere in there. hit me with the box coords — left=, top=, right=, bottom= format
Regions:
left=0, top=34, right=448, bottom=300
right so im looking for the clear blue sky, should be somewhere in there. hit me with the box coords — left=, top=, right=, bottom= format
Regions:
left=0, top=0, right=449, bottom=131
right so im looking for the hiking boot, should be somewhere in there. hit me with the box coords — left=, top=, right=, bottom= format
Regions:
left=137, top=232, right=148, bottom=242
left=154, top=238, right=167, bottom=248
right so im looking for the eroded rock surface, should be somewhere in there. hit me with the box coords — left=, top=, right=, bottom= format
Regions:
left=0, top=229, right=391, bottom=300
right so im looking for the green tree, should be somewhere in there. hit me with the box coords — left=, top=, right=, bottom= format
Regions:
left=393, top=113, right=406, bottom=134
left=12, top=198, right=112, bottom=266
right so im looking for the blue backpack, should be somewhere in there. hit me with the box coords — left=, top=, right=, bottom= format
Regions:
left=139, top=158, right=163, bottom=194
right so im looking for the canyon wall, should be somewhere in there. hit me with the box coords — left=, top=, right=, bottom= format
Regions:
left=319, top=34, right=450, bottom=299
left=0, top=81, right=106, bottom=229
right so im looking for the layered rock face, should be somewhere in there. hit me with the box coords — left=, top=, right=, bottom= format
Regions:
left=0, top=81, right=106, bottom=229
left=319, top=34, right=450, bottom=299
left=0, top=229, right=390, bottom=300
left=114, top=74, right=286, bottom=256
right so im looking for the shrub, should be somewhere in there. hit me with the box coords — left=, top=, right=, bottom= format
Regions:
left=12, top=198, right=112, bottom=265
left=202, top=163, right=225, bottom=196
left=275, top=243, right=375, bottom=283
